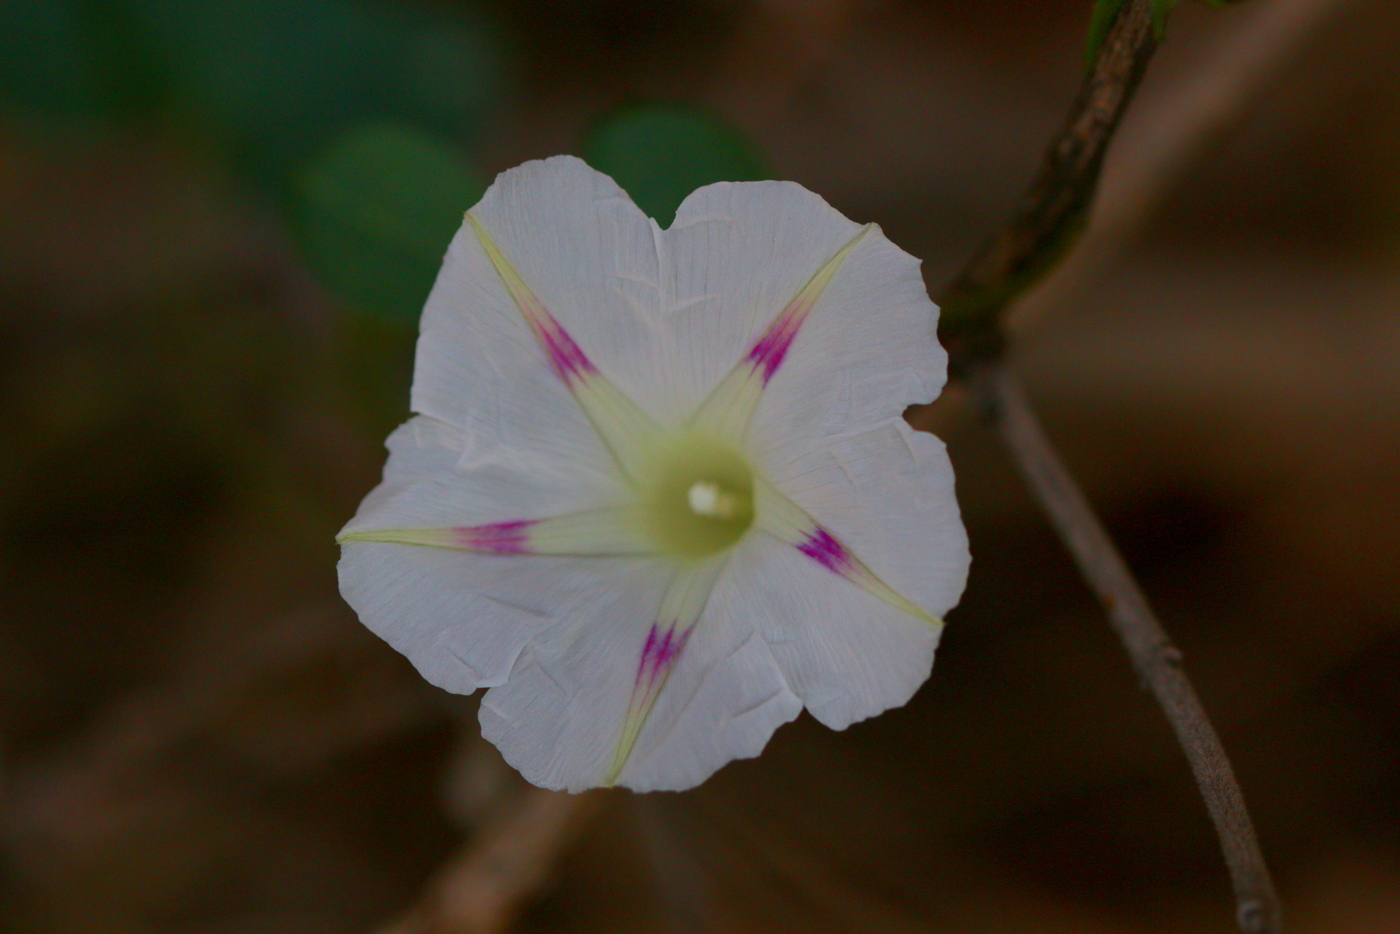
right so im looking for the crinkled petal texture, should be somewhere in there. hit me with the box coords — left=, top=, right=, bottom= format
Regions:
left=745, top=420, right=968, bottom=730
left=665, top=177, right=948, bottom=454
left=478, top=557, right=805, bottom=792
left=337, top=155, right=968, bottom=793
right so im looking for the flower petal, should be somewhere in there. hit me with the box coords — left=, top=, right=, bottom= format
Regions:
left=464, top=210, right=664, bottom=478
left=338, top=411, right=607, bottom=694
left=665, top=181, right=947, bottom=462
left=688, top=223, right=872, bottom=444
left=352, top=415, right=467, bottom=516
left=337, top=542, right=603, bottom=696
left=414, top=160, right=943, bottom=473
left=608, top=556, right=728, bottom=784
left=409, top=156, right=662, bottom=494
left=755, top=476, right=935, bottom=625
left=339, top=505, right=654, bottom=557
left=616, top=610, right=802, bottom=792
left=341, top=433, right=620, bottom=538
left=480, top=556, right=802, bottom=792
left=741, top=419, right=968, bottom=730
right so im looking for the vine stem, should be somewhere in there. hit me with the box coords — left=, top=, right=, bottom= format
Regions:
left=938, top=0, right=1158, bottom=364
left=1006, top=0, right=1365, bottom=335
left=936, top=1, right=1289, bottom=927
left=979, top=364, right=1282, bottom=934
left=376, top=788, right=603, bottom=934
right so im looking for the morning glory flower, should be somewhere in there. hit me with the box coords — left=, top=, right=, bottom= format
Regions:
left=337, top=156, right=969, bottom=792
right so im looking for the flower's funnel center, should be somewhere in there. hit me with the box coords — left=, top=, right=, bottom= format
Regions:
left=688, top=481, right=739, bottom=519
left=645, top=438, right=754, bottom=557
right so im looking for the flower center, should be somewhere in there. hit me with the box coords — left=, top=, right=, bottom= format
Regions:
left=642, top=436, right=755, bottom=558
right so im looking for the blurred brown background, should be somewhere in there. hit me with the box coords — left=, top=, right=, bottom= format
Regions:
left=2, top=0, right=1399, bottom=932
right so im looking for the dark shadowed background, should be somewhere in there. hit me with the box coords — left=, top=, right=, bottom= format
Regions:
left=2, top=0, right=1399, bottom=932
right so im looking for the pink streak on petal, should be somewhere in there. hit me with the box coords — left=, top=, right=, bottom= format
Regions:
left=797, top=527, right=853, bottom=574
left=454, top=519, right=536, bottom=554
left=535, top=314, right=596, bottom=384
left=745, top=305, right=810, bottom=384
left=634, top=622, right=692, bottom=688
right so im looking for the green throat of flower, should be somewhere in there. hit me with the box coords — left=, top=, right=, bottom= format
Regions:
left=641, top=435, right=755, bottom=558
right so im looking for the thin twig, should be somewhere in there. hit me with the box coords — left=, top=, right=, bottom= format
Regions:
left=3, top=603, right=439, bottom=859
left=629, top=797, right=715, bottom=934
left=377, top=788, right=604, bottom=934
left=913, top=0, right=1350, bottom=439
left=979, top=365, right=1282, bottom=934
left=1006, top=0, right=1364, bottom=335
left=938, top=0, right=1158, bottom=366
left=686, top=794, right=932, bottom=934
left=927, top=0, right=1290, bottom=929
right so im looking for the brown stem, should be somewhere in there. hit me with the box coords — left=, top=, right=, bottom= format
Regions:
left=2, top=603, right=440, bottom=860
left=629, top=797, right=716, bottom=934
left=1006, top=0, right=1364, bottom=335
left=980, top=365, right=1282, bottom=934
left=938, top=0, right=1158, bottom=369
left=377, top=788, right=605, bottom=934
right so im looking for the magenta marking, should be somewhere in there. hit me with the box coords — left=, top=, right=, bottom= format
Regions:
left=797, top=527, right=852, bottom=574
left=537, top=316, right=596, bottom=383
left=635, top=622, right=690, bottom=689
left=745, top=308, right=806, bottom=383
left=455, top=519, right=535, bottom=554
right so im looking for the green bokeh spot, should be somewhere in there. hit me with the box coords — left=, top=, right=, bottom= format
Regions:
left=298, top=122, right=483, bottom=324
left=127, top=0, right=508, bottom=195
left=0, top=0, right=171, bottom=121
left=583, top=104, right=769, bottom=227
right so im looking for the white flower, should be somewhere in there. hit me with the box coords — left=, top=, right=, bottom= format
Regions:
left=337, top=156, right=969, bottom=792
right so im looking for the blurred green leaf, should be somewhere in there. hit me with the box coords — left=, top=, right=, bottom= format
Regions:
left=0, top=0, right=94, bottom=117
left=127, top=0, right=507, bottom=193
left=0, top=0, right=169, bottom=121
left=298, top=123, right=484, bottom=324
left=583, top=103, right=769, bottom=227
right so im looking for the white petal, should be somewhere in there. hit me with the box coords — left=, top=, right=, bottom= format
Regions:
left=740, top=419, right=969, bottom=730
left=336, top=408, right=627, bottom=548
left=461, top=211, right=666, bottom=479
left=666, top=181, right=946, bottom=462
left=621, top=581, right=803, bottom=792
left=415, top=160, right=942, bottom=469
left=639, top=180, right=867, bottom=426
left=338, top=411, right=655, bottom=695
left=476, top=557, right=666, bottom=792
left=687, top=224, right=873, bottom=445
left=480, top=557, right=802, bottom=793
left=410, top=155, right=656, bottom=490
left=350, top=415, right=465, bottom=519
left=608, top=557, right=730, bottom=785
left=337, top=542, right=607, bottom=696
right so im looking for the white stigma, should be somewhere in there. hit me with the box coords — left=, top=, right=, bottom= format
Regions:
left=687, top=481, right=737, bottom=519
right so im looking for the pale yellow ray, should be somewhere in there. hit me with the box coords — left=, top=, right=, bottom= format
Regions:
left=688, top=224, right=873, bottom=446
left=755, top=478, right=941, bottom=627
left=607, top=555, right=729, bottom=785
left=466, top=213, right=665, bottom=481
left=338, top=505, right=654, bottom=557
